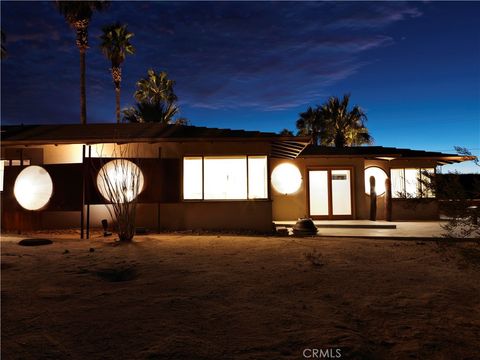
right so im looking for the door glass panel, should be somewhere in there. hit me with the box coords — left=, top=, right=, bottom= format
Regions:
left=309, top=170, right=329, bottom=216
left=331, top=170, right=351, bottom=215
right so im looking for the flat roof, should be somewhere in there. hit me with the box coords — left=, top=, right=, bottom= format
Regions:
left=1, top=123, right=308, bottom=145
left=298, top=145, right=473, bottom=164
left=1, top=124, right=473, bottom=164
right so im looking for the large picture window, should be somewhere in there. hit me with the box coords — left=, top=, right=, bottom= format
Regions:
left=183, top=156, right=268, bottom=200
left=391, top=168, right=434, bottom=198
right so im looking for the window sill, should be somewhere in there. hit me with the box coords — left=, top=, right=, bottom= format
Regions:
left=392, top=198, right=436, bottom=201
left=182, top=199, right=272, bottom=203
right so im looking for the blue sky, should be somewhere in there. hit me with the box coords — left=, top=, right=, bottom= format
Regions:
left=1, top=1, right=479, bottom=172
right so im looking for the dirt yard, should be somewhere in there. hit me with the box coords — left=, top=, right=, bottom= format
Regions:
left=1, top=232, right=479, bottom=360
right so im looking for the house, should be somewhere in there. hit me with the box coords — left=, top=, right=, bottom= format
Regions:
left=0, top=123, right=472, bottom=234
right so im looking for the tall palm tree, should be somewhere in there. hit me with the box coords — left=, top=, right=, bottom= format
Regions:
left=55, top=1, right=109, bottom=125
left=100, top=23, right=135, bottom=123
left=320, top=94, right=373, bottom=147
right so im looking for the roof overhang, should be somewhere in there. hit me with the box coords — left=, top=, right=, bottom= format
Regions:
left=298, top=153, right=475, bottom=164
left=271, top=139, right=311, bottom=159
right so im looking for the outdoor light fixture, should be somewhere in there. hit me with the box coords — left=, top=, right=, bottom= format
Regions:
left=271, top=163, right=302, bottom=195
left=14, top=165, right=53, bottom=210
left=96, top=159, right=145, bottom=203
left=364, top=166, right=388, bottom=196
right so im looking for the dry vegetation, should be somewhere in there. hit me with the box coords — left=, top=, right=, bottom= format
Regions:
left=2, top=232, right=480, bottom=360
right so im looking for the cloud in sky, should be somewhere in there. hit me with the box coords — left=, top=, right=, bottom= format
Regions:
left=1, top=1, right=424, bottom=124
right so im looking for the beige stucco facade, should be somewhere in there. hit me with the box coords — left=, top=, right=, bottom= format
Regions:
left=1, top=139, right=447, bottom=233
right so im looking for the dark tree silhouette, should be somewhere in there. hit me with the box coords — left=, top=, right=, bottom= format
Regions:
left=123, top=69, right=179, bottom=123
left=55, top=1, right=109, bottom=125
left=279, top=128, right=294, bottom=136
left=296, top=94, right=373, bottom=147
left=100, top=23, right=135, bottom=123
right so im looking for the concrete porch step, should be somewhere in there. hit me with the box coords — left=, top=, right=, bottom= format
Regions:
left=274, top=220, right=397, bottom=229
left=316, top=224, right=396, bottom=229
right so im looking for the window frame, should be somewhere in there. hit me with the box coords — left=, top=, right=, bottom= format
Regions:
left=390, top=167, right=436, bottom=199
left=182, top=155, right=270, bottom=201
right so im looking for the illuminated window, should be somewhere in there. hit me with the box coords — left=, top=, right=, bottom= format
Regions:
left=391, top=168, right=435, bottom=198
left=204, top=157, right=247, bottom=199
left=248, top=156, right=268, bottom=199
left=364, top=167, right=388, bottom=195
left=183, top=157, right=203, bottom=199
left=96, top=159, right=145, bottom=203
left=14, top=165, right=53, bottom=210
left=271, top=163, right=302, bottom=195
left=183, top=156, right=268, bottom=200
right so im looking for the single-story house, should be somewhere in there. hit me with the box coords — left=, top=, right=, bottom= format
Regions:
left=0, top=123, right=472, bottom=234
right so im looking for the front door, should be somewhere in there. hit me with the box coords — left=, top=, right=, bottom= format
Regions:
left=308, top=169, right=354, bottom=219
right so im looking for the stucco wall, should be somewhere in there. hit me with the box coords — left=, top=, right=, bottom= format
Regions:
left=270, top=157, right=440, bottom=221
left=19, top=201, right=273, bottom=232
left=271, top=157, right=367, bottom=220
left=2, top=141, right=275, bottom=232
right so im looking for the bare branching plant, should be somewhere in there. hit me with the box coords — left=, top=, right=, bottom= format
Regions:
left=436, top=172, right=480, bottom=240
left=94, top=143, right=143, bottom=242
left=392, top=162, right=479, bottom=239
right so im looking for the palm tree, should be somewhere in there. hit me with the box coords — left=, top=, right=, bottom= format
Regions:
left=279, top=128, right=294, bottom=136
left=320, top=94, right=373, bottom=147
left=100, top=23, right=135, bottom=123
left=134, top=69, right=177, bottom=105
left=123, top=69, right=179, bottom=123
left=296, top=106, right=328, bottom=145
left=122, top=101, right=179, bottom=124
left=296, top=94, right=373, bottom=147
left=55, top=1, right=109, bottom=125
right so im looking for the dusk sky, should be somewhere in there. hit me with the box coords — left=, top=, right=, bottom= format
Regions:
left=1, top=1, right=479, bottom=172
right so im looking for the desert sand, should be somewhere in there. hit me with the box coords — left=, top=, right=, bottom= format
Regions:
left=1, top=231, right=479, bottom=360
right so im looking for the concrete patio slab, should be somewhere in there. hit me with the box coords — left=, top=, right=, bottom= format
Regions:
left=274, top=220, right=447, bottom=239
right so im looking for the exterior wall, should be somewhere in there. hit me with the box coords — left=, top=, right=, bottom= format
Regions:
left=271, top=157, right=440, bottom=222
left=365, top=159, right=439, bottom=220
left=271, top=157, right=367, bottom=221
left=1, top=141, right=274, bottom=232
left=1, top=141, right=444, bottom=231
left=37, top=202, right=273, bottom=232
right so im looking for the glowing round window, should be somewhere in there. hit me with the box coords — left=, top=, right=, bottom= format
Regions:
left=364, top=167, right=388, bottom=196
left=97, top=159, right=145, bottom=203
left=271, top=163, right=302, bottom=195
left=14, top=166, right=53, bottom=210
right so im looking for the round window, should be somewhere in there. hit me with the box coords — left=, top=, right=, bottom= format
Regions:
left=364, top=166, right=388, bottom=196
left=97, top=159, right=145, bottom=203
left=271, top=163, right=302, bottom=195
left=14, top=166, right=53, bottom=210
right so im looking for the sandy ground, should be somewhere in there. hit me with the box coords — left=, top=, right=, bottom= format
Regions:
left=1, top=231, right=480, bottom=360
